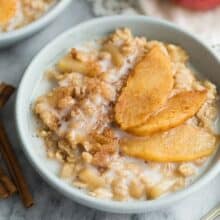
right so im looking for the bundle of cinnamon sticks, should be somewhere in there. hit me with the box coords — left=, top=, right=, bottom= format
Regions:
left=0, top=82, right=33, bottom=208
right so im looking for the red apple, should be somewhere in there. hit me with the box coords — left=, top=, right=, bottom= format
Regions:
left=173, top=0, right=220, bottom=10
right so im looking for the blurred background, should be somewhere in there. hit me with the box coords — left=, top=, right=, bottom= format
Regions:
left=88, top=0, right=220, bottom=46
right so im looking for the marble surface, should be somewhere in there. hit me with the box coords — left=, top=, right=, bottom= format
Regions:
left=0, top=1, right=220, bottom=220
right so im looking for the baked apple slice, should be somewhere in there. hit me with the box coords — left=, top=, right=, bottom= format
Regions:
left=0, top=0, right=17, bottom=26
left=121, top=125, right=217, bottom=162
left=129, top=90, right=207, bottom=136
left=57, top=55, right=101, bottom=77
left=115, top=46, right=174, bottom=129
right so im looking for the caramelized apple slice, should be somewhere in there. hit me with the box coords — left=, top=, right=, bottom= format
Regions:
left=0, top=0, right=17, bottom=26
left=102, top=43, right=124, bottom=67
left=121, top=125, right=217, bottom=162
left=57, top=55, right=101, bottom=77
left=129, top=90, right=207, bottom=136
left=115, top=46, right=174, bottom=129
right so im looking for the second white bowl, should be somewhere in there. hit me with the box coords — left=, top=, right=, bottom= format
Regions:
left=0, top=0, right=72, bottom=48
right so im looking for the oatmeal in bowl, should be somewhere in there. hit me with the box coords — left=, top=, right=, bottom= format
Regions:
left=33, top=28, right=219, bottom=201
left=0, top=0, right=56, bottom=32
left=0, top=0, right=71, bottom=48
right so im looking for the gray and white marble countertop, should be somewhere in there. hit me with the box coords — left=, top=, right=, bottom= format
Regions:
left=0, top=1, right=220, bottom=220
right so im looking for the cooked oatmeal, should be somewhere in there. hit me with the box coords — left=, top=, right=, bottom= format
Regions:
left=34, top=28, right=219, bottom=201
left=0, top=0, right=56, bottom=32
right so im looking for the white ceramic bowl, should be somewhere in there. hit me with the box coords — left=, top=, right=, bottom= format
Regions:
left=16, top=16, right=220, bottom=213
left=0, top=0, right=72, bottom=48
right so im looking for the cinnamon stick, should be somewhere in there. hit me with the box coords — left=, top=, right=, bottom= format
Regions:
left=0, top=183, right=9, bottom=199
left=0, top=166, right=17, bottom=195
left=0, top=122, right=33, bottom=207
left=0, top=83, right=15, bottom=108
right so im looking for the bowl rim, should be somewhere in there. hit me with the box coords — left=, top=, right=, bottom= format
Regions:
left=0, top=0, right=72, bottom=42
left=15, top=15, right=220, bottom=213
